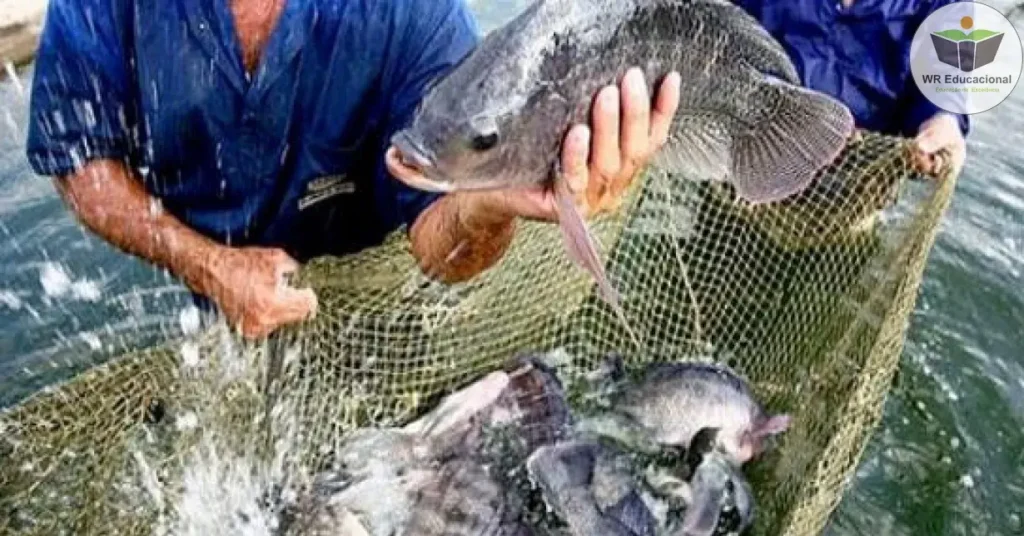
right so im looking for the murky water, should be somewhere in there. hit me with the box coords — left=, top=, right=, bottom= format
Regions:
left=1, top=1, right=1022, bottom=534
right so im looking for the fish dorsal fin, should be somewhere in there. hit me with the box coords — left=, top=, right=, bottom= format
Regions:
left=730, top=76, right=854, bottom=203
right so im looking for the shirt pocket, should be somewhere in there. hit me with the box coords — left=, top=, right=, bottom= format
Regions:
left=294, top=135, right=372, bottom=213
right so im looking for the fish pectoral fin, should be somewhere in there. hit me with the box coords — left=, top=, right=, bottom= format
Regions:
left=553, top=174, right=620, bottom=307
left=730, top=74, right=855, bottom=204
left=652, top=120, right=733, bottom=183
left=553, top=173, right=644, bottom=348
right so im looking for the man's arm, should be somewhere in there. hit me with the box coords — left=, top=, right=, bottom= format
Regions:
left=53, top=160, right=316, bottom=338
left=28, top=0, right=313, bottom=339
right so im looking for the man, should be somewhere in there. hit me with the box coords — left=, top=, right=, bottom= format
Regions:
left=26, top=0, right=682, bottom=340
left=733, top=0, right=970, bottom=175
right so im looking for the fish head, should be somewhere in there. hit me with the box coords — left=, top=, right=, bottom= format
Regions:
left=680, top=455, right=755, bottom=536
left=390, top=6, right=573, bottom=193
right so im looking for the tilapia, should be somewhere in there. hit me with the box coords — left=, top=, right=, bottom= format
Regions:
left=289, top=357, right=573, bottom=535
left=391, top=0, right=855, bottom=312
left=612, top=361, right=791, bottom=466
left=669, top=450, right=755, bottom=536
left=526, top=439, right=659, bottom=536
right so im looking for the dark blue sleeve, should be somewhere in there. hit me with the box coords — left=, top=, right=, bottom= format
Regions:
left=25, top=0, right=136, bottom=177
left=901, top=0, right=971, bottom=137
left=376, top=0, right=480, bottom=229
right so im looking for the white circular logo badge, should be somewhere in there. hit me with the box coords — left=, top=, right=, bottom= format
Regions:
left=910, top=1, right=1023, bottom=115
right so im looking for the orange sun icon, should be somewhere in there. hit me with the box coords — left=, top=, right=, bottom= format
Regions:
left=960, top=16, right=974, bottom=29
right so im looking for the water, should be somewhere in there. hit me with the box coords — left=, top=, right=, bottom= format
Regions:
left=1, top=1, right=1022, bottom=534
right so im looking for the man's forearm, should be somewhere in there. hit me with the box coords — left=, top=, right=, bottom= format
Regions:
left=54, top=159, right=223, bottom=296
left=409, top=192, right=518, bottom=284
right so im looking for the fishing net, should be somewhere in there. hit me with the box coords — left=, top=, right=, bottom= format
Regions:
left=0, top=130, right=958, bottom=536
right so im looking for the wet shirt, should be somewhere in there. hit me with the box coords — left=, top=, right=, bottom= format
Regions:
left=734, top=0, right=971, bottom=136
left=26, top=0, right=479, bottom=262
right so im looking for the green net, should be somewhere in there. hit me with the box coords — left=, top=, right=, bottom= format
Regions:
left=0, top=131, right=958, bottom=536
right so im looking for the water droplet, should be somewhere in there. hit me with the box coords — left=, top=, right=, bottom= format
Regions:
left=81, top=332, right=102, bottom=351
left=179, top=306, right=202, bottom=334
left=175, top=412, right=199, bottom=432
left=39, top=263, right=72, bottom=297
left=180, top=342, right=201, bottom=368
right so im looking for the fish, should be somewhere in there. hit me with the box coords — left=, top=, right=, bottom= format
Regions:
left=612, top=361, right=791, bottom=466
left=390, top=0, right=855, bottom=313
left=289, top=357, right=574, bottom=535
left=670, top=451, right=756, bottom=536
left=525, top=439, right=659, bottom=536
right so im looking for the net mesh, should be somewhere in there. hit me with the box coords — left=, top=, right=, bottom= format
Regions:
left=0, top=131, right=958, bottom=536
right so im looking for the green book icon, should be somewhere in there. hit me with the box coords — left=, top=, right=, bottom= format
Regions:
left=931, top=28, right=1005, bottom=71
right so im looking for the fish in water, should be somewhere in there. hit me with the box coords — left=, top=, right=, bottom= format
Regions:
left=390, top=0, right=855, bottom=312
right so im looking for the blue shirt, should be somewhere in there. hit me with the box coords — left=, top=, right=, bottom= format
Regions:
left=26, top=0, right=478, bottom=262
left=734, top=0, right=971, bottom=137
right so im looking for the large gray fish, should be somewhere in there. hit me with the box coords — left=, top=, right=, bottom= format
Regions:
left=391, top=0, right=855, bottom=311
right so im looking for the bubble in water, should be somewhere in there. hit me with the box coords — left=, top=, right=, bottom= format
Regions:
left=960, top=474, right=975, bottom=488
left=950, top=437, right=961, bottom=449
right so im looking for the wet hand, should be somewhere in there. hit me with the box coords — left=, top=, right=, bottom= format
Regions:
left=913, top=113, right=966, bottom=178
left=566, top=67, right=682, bottom=217
left=433, top=68, right=683, bottom=223
left=201, top=246, right=318, bottom=340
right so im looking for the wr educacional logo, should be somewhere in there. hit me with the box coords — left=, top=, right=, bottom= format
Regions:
left=929, top=15, right=1004, bottom=73
left=910, top=1, right=1022, bottom=115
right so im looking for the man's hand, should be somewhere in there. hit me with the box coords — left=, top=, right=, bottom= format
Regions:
left=913, top=112, right=967, bottom=178
left=388, top=67, right=681, bottom=284
left=198, top=246, right=318, bottom=340
left=53, top=160, right=318, bottom=341
left=471, top=68, right=682, bottom=222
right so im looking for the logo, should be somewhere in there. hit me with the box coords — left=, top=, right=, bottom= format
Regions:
left=911, top=2, right=1022, bottom=114
left=297, top=174, right=355, bottom=210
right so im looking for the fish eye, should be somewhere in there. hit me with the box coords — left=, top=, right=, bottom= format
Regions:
left=470, top=131, right=499, bottom=151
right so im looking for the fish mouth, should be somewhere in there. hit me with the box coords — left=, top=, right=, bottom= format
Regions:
left=389, top=131, right=454, bottom=193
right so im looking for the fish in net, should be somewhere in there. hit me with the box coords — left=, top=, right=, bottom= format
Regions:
left=0, top=130, right=958, bottom=535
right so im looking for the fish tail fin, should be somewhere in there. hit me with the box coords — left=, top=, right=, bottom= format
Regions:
left=731, top=78, right=855, bottom=204
left=553, top=177, right=642, bottom=349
